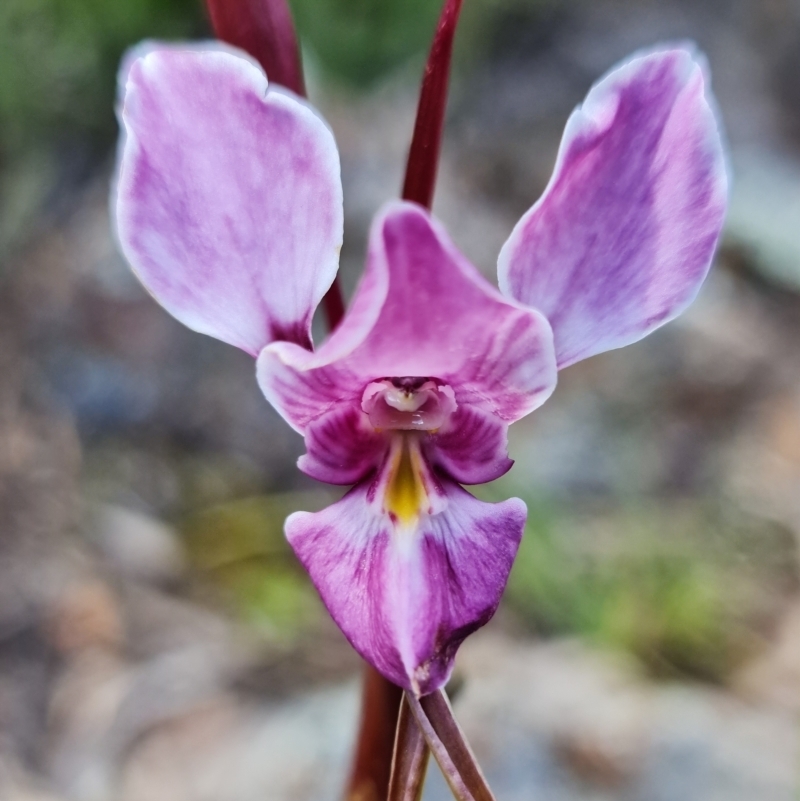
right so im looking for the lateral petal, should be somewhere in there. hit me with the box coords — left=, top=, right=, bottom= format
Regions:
left=286, top=473, right=526, bottom=695
left=298, top=405, right=388, bottom=485
left=498, top=46, right=728, bottom=369
left=114, top=43, right=343, bottom=354
left=426, top=406, right=512, bottom=485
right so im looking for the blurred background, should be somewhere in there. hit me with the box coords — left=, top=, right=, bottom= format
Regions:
left=2, top=0, right=800, bottom=798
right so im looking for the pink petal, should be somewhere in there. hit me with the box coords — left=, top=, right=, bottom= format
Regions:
left=257, top=202, right=557, bottom=431
left=498, top=46, right=728, bottom=369
left=426, top=406, right=512, bottom=485
left=286, top=476, right=525, bottom=695
left=298, top=405, right=388, bottom=485
left=114, top=43, right=343, bottom=355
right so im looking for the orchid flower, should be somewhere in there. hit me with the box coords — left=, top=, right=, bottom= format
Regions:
left=113, top=38, right=727, bottom=698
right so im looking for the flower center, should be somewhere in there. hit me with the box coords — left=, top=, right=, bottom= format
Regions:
left=361, top=377, right=456, bottom=431
left=384, top=436, right=428, bottom=526
left=376, top=434, right=445, bottom=529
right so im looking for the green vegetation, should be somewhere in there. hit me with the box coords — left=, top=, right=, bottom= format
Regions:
left=503, top=497, right=794, bottom=682
left=182, top=492, right=333, bottom=639
left=288, top=0, right=560, bottom=87
left=0, top=0, right=203, bottom=156
left=290, top=0, right=443, bottom=87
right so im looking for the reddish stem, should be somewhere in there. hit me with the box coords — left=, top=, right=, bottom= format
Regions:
left=388, top=695, right=431, bottom=801
left=322, top=278, right=346, bottom=330
left=205, top=0, right=305, bottom=95
left=407, top=690, right=497, bottom=801
left=204, top=0, right=346, bottom=331
left=345, top=665, right=404, bottom=801
left=401, top=0, right=464, bottom=209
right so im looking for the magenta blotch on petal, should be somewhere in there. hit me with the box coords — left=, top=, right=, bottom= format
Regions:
left=498, top=46, right=728, bottom=369
left=286, top=474, right=526, bottom=695
left=114, top=43, right=343, bottom=354
left=257, top=201, right=558, bottom=432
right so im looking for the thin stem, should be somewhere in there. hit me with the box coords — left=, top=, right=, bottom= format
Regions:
left=401, top=0, right=464, bottom=209
left=205, top=0, right=346, bottom=333
left=205, top=0, right=305, bottom=95
left=406, top=690, right=497, bottom=801
left=388, top=696, right=431, bottom=801
left=345, top=665, right=404, bottom=801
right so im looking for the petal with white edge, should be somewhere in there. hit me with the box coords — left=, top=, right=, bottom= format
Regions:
left=114, top=42, right=343, bottom=354
left=286, top=437, right=525, bottom=695
left=498, top=46, right=728, bottom=369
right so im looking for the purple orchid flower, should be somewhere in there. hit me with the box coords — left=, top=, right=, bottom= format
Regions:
left=113, top=41, right=727, bottom=696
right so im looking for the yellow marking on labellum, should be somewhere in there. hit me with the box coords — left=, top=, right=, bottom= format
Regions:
left=385, top=437, right=428, bottom=527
